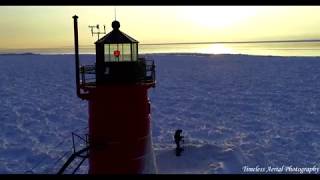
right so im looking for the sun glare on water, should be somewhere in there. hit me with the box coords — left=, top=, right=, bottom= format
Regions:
left=201, top=44, right=234, bottom=54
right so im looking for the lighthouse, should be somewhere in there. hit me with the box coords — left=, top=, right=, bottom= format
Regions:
left=72, top=15, right=156, bottom=174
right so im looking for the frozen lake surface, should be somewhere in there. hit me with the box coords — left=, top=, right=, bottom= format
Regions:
left=0, top=53, right=320, bottom=174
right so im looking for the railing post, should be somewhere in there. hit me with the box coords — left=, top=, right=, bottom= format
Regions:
left=152, top=61, right=156, bottom=86
left=81, top=66, right=85, bottom=85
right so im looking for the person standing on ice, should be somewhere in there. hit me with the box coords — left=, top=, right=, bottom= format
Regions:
left=174, top=129, right=184, bottom=156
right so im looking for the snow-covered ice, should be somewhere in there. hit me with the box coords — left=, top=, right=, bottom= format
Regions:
left=0, top=53, right=320, bottom=174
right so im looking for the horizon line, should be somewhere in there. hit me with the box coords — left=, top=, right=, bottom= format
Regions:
left=140, top=39, right=320, bottom=45
left=1, top=39, right=320, bottom=50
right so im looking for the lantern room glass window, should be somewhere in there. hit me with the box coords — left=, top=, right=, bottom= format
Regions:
left=104, top=43, right=138, bottom=62
left=122, top=44, right=131, bottom=61
left=132, top=43, right=138, bottom=61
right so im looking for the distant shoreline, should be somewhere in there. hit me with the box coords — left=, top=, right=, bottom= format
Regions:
left=0, top=52, right=40, bottom=56
left=140, top=39, right=320, bottom=45
left=0, top=52, right=319, bottom=58
left=1, top=40, right=320, bottom=57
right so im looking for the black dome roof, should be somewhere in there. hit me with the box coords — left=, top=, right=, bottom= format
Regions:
left=95, top=20, right=138, bottom=44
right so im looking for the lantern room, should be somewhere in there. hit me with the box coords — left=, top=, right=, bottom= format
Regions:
left=77, top=19, right=155, bottom=92
left=94, top=20, right=150, bottom=85
left=96, top=20, right=138, bottom=62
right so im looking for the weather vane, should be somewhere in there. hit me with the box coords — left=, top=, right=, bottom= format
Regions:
left=88, top=24, right=106, bottom=41
left=88, top=7, right=117, bottom=41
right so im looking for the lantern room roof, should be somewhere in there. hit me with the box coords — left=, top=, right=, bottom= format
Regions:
left=95, top=20, right=139, bottom=44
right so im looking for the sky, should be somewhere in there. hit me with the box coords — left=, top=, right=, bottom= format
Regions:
left=0, top=6, right=320, bottom=50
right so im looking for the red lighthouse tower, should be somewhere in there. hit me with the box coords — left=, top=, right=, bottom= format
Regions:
left=72, top=15, right=156, bottom=174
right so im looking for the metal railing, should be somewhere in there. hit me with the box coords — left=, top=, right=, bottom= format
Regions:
left=80, top=64, right=96, bottom=86
left=142, top=58, right=156, bottom=85
left=57, top=131, right=89, bottom=174
left=79, top=58, right=156, bottom=87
